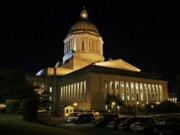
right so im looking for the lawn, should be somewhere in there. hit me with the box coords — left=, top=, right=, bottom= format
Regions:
left=0, top=114, right=73, bottom=135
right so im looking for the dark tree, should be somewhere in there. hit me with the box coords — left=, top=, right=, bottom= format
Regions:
left=175, top=73, right=180, bottom=102
left=106, top=95, right=124, bottom=106
left=0, top=68, right=36, bottom=102
left=158, top=100, right=180, bottom=113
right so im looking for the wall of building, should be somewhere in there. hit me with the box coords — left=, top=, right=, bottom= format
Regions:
left=92, top=72, right=168, bottom=110
left=43, top=71, right=168, bottom=112
left=57, top=73, right=92, bottom=111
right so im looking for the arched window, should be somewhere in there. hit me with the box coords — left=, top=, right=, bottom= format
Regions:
left=114, top=81, right=119, bottom=96
left=120, top=81, right=125, bottom=100
left=109, top=81, right=114, bottom=95
left=130, top=82, right=134, bottom=101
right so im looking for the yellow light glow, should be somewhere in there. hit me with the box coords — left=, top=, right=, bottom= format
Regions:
left=0, top=104, right=6, bottom=108
left=111, top=102, right=115, bottom=106
left=73, top=102, right=78, bottom=106
left=156, top=101, right=160, bottom=104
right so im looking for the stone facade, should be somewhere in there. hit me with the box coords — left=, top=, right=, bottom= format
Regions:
left=34, top=65, right=168, bottom=112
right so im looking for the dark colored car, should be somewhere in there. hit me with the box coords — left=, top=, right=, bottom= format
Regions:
left=129, top=117, right=157, bottom=133
left=72, top=113, right=95, bottom=124
left=156, top=118, right=180, bottom=135
left=94, top=113, right=118, bottom=127
left=106, top=117, right=129, bottom=129
left=64, top=112, right=80, bottom=122
left=118, top=117, right=141, bottom=130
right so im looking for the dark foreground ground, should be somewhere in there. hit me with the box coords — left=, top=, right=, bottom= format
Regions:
left=0, top=114, right=138, bottom=135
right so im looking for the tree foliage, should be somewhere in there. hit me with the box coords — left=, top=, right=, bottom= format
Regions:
left=0, top=68, right=35, bottom=102
left=175, top=73, right=180, bottom=101
left=106, top=95, right=124, bottom=106
left=158, top=100, right=180, bottom=113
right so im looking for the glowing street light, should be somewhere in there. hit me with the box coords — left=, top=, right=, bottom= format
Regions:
left=136, top=101, right=139, bottom=105
left=156, top=101, right=160, bottom=105
left=111, top=102, right=116, bottom=106
left=73, top=102, right=77, bottom=106
left=136, top=101, right=139, bottom=114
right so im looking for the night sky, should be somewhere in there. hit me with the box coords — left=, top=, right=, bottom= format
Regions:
left=0, top=1, right=180, bottom=87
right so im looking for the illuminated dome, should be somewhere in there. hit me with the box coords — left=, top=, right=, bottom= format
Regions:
left=69, top=8, right=99, bottom=35
left=63, top=7, right=104, bottom=64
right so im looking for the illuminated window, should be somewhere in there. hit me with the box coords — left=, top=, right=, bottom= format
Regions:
left=159, top=85, right=163, bottom=101
left=60, top=87, right=63, bottom=102
left=140, top=83, right=143, bottom=91
left=122, top=93, right=125, bottom=100
left=140, top=93, right=143, bottom=101
left=140, top=83, right=143, bottom=101
left=49, top=96, right=52, bottom=101
left=120, top=81, right=124, bottom=91
left=49, top=87, right=53, bottom=93
left=109, top=81, right=113, bottom=95
left=144, top=84, right=148, bottom=101
left=127, top=95, right=130, bottom=101
left=126, top=82, right=129, bottom=94
left=135, top=83, right=139, bottom=93
left=83, top=81, right=87, bottom=101
left=130, top=82, right=134, bottom=89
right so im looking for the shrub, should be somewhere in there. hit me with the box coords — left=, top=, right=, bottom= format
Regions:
left=22, top=98, right=37, bottom=121
left=158, top=100, right=180, bottom=113
left=5, top=99, right=20, bottom=114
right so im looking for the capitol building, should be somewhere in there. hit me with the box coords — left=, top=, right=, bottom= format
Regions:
left=33, top=8, right=168, bottom=112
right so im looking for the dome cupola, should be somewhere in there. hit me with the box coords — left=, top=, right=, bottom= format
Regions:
left=62, top=7, right=104, bottom=64
left=68, top=7, right=99, bottom=35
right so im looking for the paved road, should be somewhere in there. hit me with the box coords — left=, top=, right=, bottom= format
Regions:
left=57, top=123, right=138, bottom=135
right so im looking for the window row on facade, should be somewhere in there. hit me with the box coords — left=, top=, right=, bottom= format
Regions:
left=104, top=80, right=163, bottom=103
left=60, top=80, right=87, bottom=104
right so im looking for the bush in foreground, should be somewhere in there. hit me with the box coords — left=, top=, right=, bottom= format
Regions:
left=22, top=98, right=37, bottom=121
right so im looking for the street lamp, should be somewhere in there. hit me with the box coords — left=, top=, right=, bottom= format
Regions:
left=156, top=101, right=160, bottom=105
left=73, top=102, right=78, bottom=111
left=112, top=102, right=116, bottom=106
left=73, top=102, right=77, bottom=106
left=136, top=101, right=139, bottom=114
left=111, top=101, right=116, bottom=112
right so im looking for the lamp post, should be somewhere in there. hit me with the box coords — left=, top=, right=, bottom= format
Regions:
left=111, top=101, right=116, bottom=112
left=136, top=101, right=139, bottom=114
left=73, top=102, right=78, bottom=112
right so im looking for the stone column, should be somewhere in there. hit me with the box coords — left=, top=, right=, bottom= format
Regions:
left=74, top=83, right=76, bottom=101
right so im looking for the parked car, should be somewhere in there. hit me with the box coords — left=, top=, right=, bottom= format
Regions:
left=64, top=112, right=80, bottom=123
left=106, top=116, right=129, bottom=129
left=93, top=113, right=118, bottom=127
left=118, top=117, right=140, bottom=130
left=129, top=117, right=156, bottom=133
left=72, top=113, right=95, bottom=124
left=156, top=118, right=180, bottom=135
